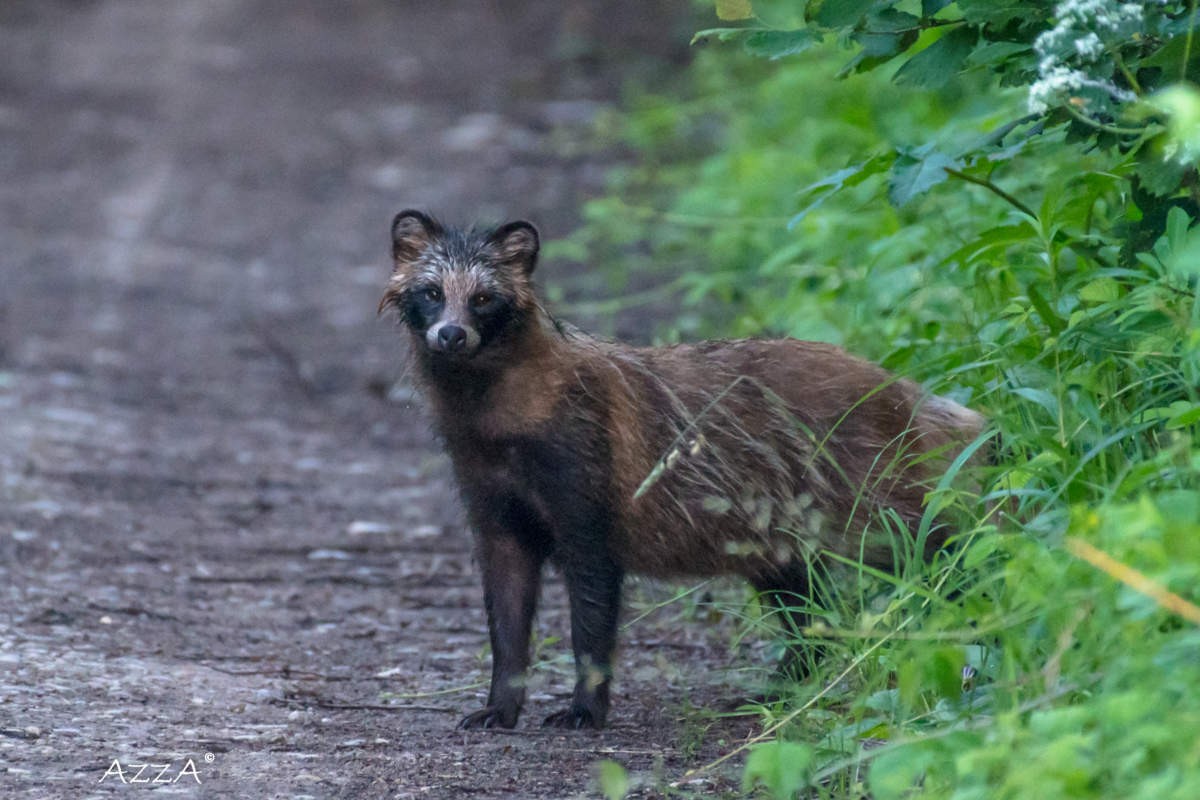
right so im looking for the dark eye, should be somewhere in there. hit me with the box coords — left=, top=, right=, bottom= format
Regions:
left=422, top=286, right=442, bottom=302
left=470, top=292, right=494, bottom=308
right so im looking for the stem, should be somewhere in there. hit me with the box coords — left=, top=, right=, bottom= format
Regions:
left=868, top=18, right=964, bottom=34
left=1113, top=51, right=1142, bottom=96
left=977, top=113, right=1041, bottom=150
left=1062, top=103, right=1152, bottom=137
left=943, top=167, right=1038, bottom=220
left=1066, top=538, right=1200, bottom=624
left=1184, top=0, right=1198, bottom=83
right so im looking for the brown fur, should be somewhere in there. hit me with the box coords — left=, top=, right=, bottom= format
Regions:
left=382, top=212, right=986, bottom=730
left=424, top=322, right=984, bottom=575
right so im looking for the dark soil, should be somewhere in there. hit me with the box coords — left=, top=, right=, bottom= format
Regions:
left=0, top=2, right=762, bottom=797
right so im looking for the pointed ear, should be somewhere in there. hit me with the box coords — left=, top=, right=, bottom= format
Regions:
left=391, top=210, right=441, bottom=263
left=486, top=220, right=540, bottom=276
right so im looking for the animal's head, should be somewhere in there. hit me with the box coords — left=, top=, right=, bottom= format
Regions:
left=379, top=210, right=540, bottom=363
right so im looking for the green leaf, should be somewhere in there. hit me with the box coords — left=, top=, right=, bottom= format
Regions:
left=922, top=0, right=953, bottom=14
left=928, top=646, right=966, bottom=698
left=1011, top=386, right=1059, bottom=418
left=810, top=0, right=877, bottom=29
left=596, top=760, right=629, bottom=800
left=1166, top=205, right=1191, bottom=249
left=691, top=26, right=821, bottom=59
left=965, top=40, right=1032, bottom=68
left=790, top=153, right=893, bottom=227
left=1078, top=278, right=1120, bottom=304
left=744, top=28, right=822, bottom=59
left=869, top=743, right=937, bottom=800
left=743, top=741, right=814, bottom=799
left=715, top=0, right=754, bottom=21
left=1142, top=32, right=1200, bottom=71
left=850, top=9, right=920, bottom=65
left=956, top=0, right=1034, bottom=26
left=1136, top=152, right=1187, bottom=197
left=864, top=687, right=902, bottom=714
left=864, top=7, right=920, bottom=32
left=963, top=535, right=1001, bottom=570
left=1027, top=283, right=1066, bottom=334
left=1167, top=404, right=1200, bottom=430
left=940, top=221, right=1039, bottom=268
left=852, top=30, right=906, bottom=58
left=894, top=26, right=976, bottom=89
left=690, top=27, right=761, bottom=46
left=888, top=145, right=960, bottom=206
left=1160, top=207, right=1200, bottom=277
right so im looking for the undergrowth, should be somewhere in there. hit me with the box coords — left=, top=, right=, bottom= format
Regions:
left=571, top=1, right=1200, bottom=798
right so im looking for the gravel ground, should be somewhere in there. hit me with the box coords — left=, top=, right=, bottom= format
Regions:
left=0, top=2, right=763, bottom=797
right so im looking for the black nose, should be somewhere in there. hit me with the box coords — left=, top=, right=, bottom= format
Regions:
left=437, top=325, right=467, bottom=352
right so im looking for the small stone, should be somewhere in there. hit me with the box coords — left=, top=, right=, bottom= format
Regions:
left=386, top=383, right=419, bottom=405
left=307, top=549, right=352, bottom=561
left=347, top=520, right=392, bottom=536
left=21, top=499, right=63, bottom=519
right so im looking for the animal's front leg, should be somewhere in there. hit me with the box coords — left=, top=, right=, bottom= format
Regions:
left=542, top=551, right=623, bottom=730
left=460, top=526, right=546, bottom=729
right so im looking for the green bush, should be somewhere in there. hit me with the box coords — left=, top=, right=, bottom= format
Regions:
left=568, top=1, right=1200, bottom=796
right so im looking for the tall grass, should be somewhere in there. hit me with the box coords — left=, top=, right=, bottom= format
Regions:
left=573, top=29, right=1200, bottom=800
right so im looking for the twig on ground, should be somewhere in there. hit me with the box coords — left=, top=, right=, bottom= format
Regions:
left=315, top=699, right=457, bottom=714
left=199, top=663, right=355, bottom=681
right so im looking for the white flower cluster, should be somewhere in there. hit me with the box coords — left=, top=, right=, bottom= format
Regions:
left=1027, top=0, right=1166, bottom=114
left=1028, top=64, right=1137, bottom=115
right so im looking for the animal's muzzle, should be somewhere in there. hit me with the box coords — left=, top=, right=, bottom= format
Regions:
left=437, top=324, right=468, bottom=353
left=425, top=320, right=481, bottom=356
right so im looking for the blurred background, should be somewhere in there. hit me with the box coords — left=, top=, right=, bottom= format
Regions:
left=0, top=0, right=689, bottom=412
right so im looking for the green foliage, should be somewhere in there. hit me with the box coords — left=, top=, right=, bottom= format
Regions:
left=863, top=496, right=1200, bottom=800
left=742, top=740, right=814, bottom=798
left=570, top=1, right=1200, bottom=796
left=596, top=759, right=631, bottom=800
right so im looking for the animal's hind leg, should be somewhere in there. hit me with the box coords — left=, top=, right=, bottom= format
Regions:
left=751, top=559, right=830, bottom=683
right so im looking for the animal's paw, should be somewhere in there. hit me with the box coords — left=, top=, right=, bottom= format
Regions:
left=541, top=705, right=604, bottom=730
left=458, top=705, right=518, bottom=730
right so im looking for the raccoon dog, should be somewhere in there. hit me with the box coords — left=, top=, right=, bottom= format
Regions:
left=380, top=210, right=986, bottom=730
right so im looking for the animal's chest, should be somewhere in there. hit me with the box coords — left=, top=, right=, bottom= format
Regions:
left=449, top=426, right=606, bottom=518
left=479, top=438, right=555, bottom=500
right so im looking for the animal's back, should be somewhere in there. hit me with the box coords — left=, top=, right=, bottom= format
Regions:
left=577, top=337, right=984, bottom=578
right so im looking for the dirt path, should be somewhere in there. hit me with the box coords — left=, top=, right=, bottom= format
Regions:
left=0, top=3, right=755, bottom=797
